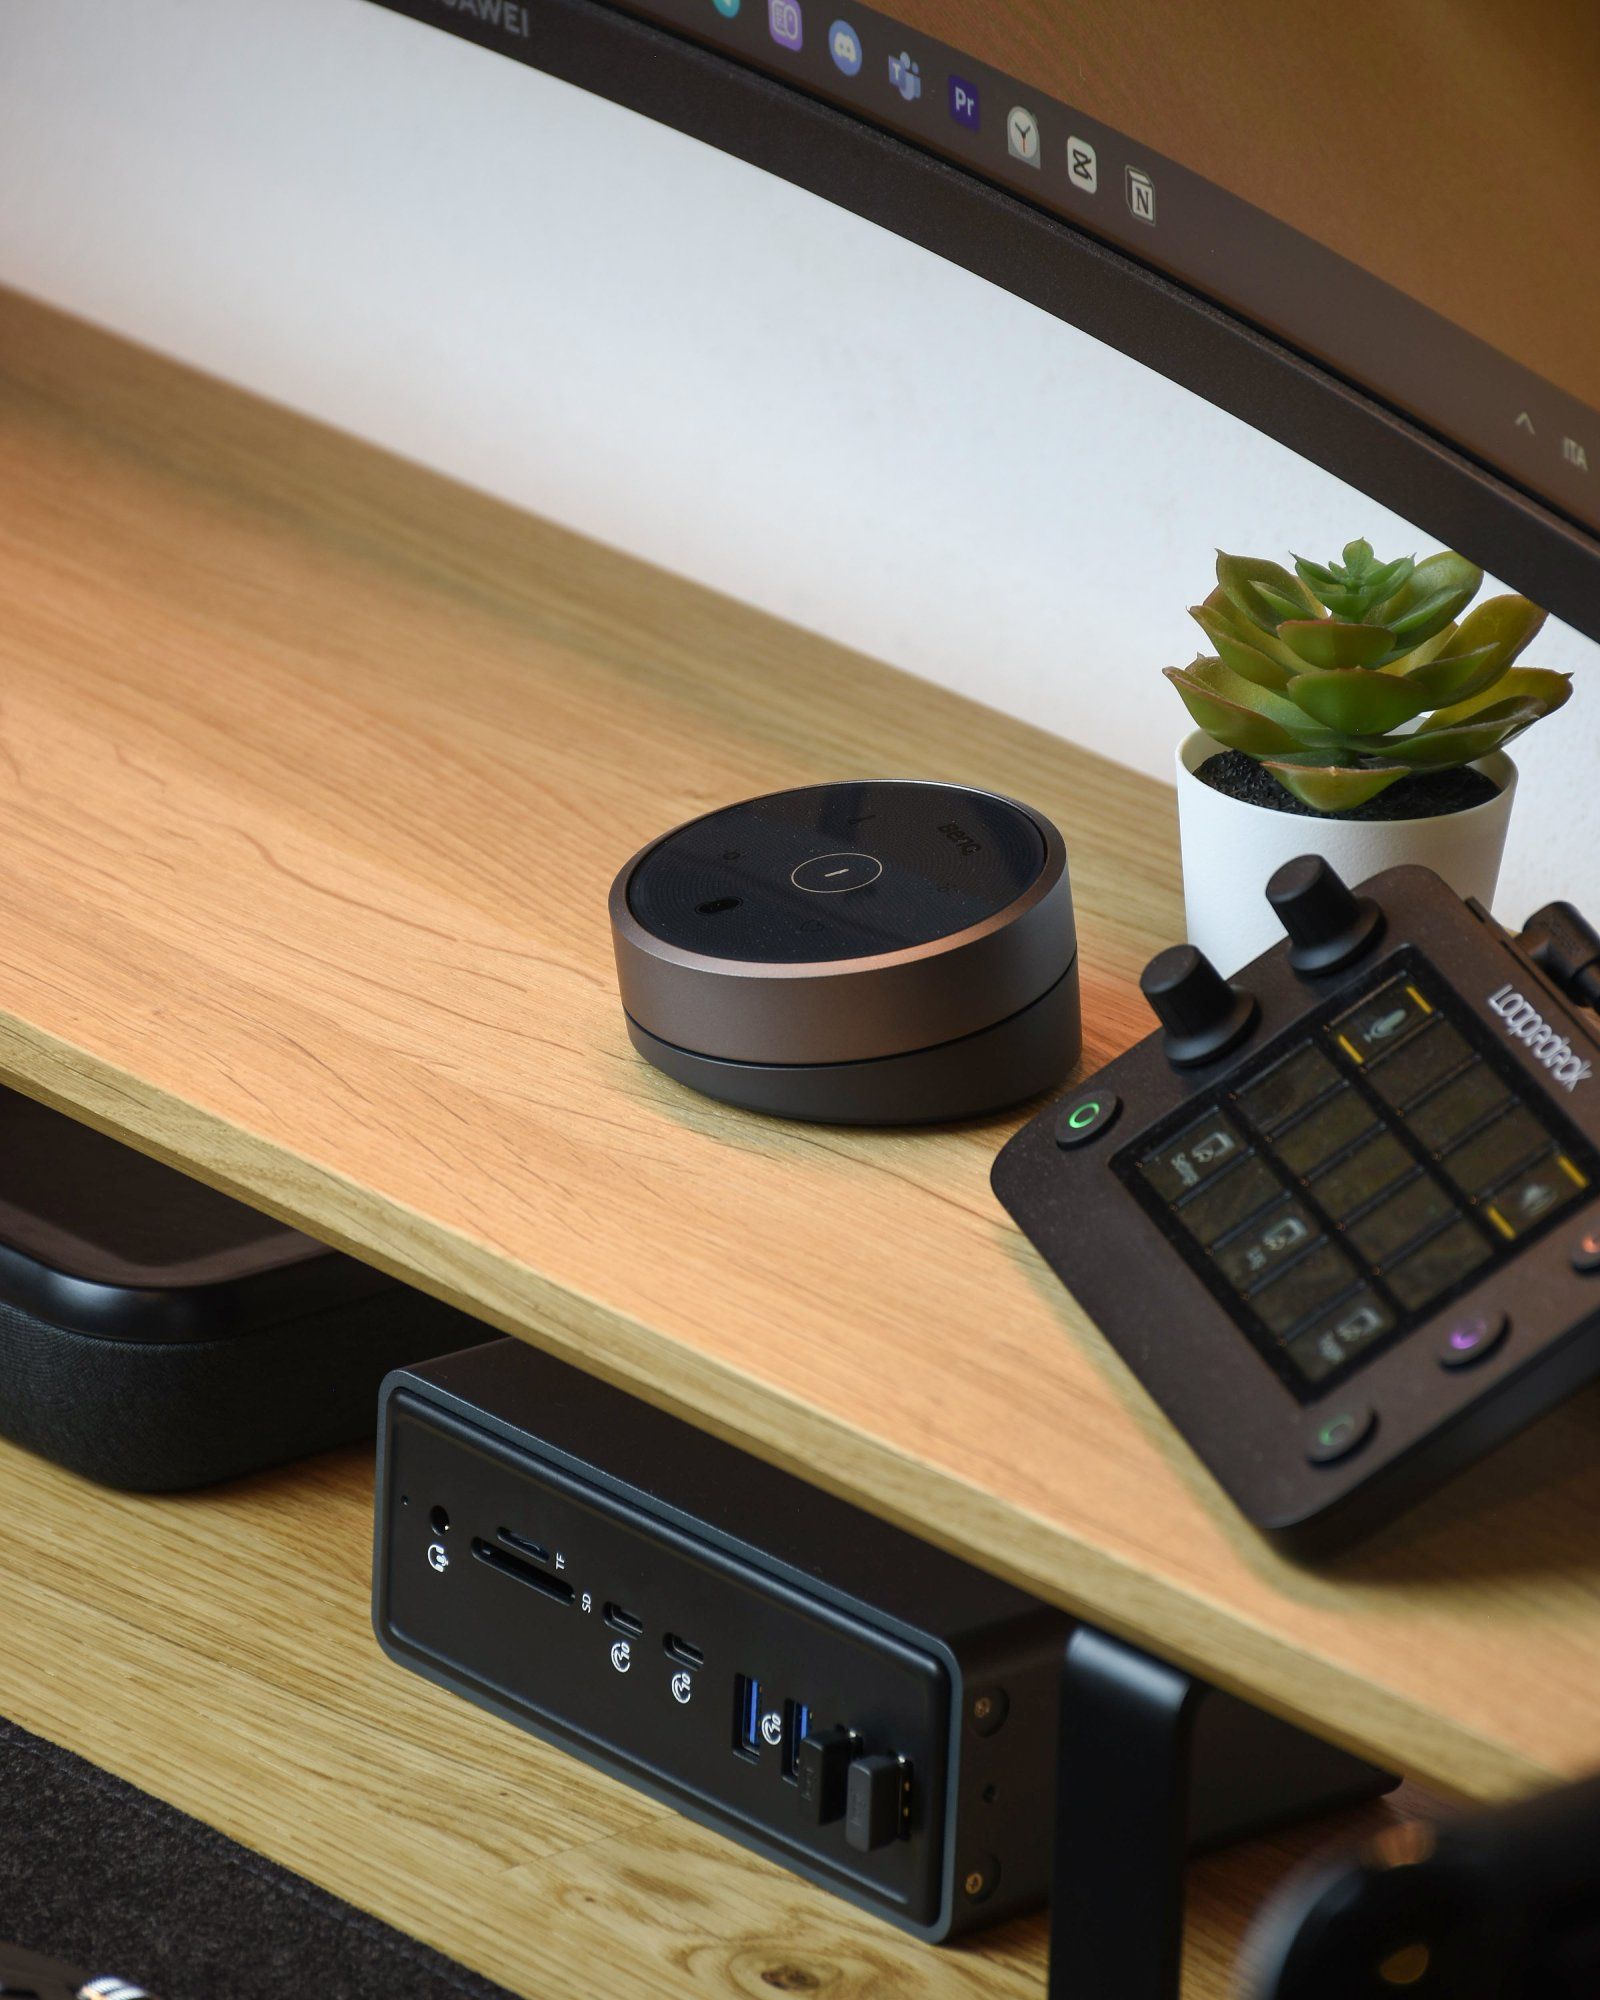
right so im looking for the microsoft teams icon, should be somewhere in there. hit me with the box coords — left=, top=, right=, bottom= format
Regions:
left=948, top=75, right=980, bottom=129
left=887, top=50, right=921, bottom=102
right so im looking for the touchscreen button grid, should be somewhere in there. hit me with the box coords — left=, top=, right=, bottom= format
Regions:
left=1120, top=960, right=1596, bottom=1395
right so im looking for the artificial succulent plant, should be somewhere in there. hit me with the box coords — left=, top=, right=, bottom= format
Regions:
left=1166, top=541, right=1572, bottom=813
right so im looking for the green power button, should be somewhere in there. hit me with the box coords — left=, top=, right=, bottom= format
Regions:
left=1306, top=1404, right=1376, bottom=1466
left=1055, top=1092, right=1121, bottom=1150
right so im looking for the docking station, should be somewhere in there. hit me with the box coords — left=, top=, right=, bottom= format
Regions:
left=373, top=1340, right=1394, bottom=1953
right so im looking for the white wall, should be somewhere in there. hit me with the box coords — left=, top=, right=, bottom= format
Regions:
left=2, top=0, right=1595, bottom=925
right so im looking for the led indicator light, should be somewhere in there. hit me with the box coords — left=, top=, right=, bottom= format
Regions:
left=1055, top=1091, right=1119, bottom=1149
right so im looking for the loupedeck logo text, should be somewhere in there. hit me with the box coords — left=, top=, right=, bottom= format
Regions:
left=1486, top=983, right=1592, bottom=1090
left=439, top=0, right=530, bottom=33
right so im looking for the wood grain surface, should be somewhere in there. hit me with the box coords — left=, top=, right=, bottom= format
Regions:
left=0, top=1432, right=1431, bottom=1999
left=0, top=288, right=1597, bottom=1816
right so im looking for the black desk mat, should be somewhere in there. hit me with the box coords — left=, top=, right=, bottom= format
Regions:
left=0, top=1717, right=518, bottom=2000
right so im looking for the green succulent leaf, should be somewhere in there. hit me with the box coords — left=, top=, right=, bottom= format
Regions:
left=1284, top=667, right=1432, bottom=736
left=1383, top=621, right=1459, bottom=674
left=1275, top=619, right=1398, bottom=671
left=1377, top=701, right=1552, bottom=769
left=1196, top=587, right=1306, bottom=667
left=1372, top=550, right=1483, bottom=649
left=1410, top=594, right=1546, bottom=685
left=1416, top=666, right=1573, bottom=733
left=1163, top=664, right=1305, bottom=756
left=1183, top=655, right=1340, bottom=736
left=1188, top=602, right=1295, bottom=690
left=1215, top=553, right=1320, bottom=635
left=1257, top=760, right=1410, bottom=813
left=1393, top=640, right=1505, bottom=709
left=1293, top=545, right=1415, bottom=620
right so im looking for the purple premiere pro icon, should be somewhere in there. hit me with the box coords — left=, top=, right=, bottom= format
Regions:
left=768, top=0, right=803, bottom=50
left=948, top=75, right=980, bottom=129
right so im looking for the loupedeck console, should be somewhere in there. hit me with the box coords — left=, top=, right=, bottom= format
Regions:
left=993, top=860, right=1600, bottom=1552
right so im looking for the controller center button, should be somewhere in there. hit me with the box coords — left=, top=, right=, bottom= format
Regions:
left=1055, top=1092, right=1121, bottom=1149
left=789, top=851, right=883, bottom=894
left=1305, top=1404, right=1376, bottom=1466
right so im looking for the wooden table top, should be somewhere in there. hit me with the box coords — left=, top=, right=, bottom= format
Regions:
left=0, top=1432, right=1427, bottom=1999
left=1, top=287, right=1597, bottom=1820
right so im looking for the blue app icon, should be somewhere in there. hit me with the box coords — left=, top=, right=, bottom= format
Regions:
left=887, top=50, right=922, bottom=102
left=713, top=0, right=741, bottom=13
left=828, top=19, right=863, bottom=74
left=948, top=75, right=980, bottom=129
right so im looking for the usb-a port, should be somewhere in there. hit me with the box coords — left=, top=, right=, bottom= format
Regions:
left=733, top=1674, right=762, bottom=1758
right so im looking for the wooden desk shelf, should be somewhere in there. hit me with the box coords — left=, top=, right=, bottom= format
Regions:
left=3, top=1436, right=1422, bottom=1999
left=0, top=288, right=1592, bottom=1993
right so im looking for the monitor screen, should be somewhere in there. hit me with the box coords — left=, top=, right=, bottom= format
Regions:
left=618, top=0, right=1599, bottom=539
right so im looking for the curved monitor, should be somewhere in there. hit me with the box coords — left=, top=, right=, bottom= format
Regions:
left=371, top=0, right=1600, bottom=642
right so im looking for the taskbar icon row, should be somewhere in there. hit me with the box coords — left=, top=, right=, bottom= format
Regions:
left=709, top=0, right=1159, bottom=224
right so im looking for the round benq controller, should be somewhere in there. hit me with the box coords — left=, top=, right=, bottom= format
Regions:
left=609, top=779, right=1079, bottom=1123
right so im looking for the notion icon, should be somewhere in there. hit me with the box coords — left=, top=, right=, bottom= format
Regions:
left=768, top=0, right=802, bottom=50
left=1006, top=104, right=1041, bottom=167
left=948, top=75, right=980, bottom=130
left=828, top=17, right=862, bottom=73
left=1125, top=165, right=1156, bottom=223
left=887, top=49, right=922, bottom=101
left=1066, top=134, right=1098, bottom=194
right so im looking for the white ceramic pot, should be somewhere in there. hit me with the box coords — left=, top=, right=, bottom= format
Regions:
left=1175, top=730, right=1517, bottom=974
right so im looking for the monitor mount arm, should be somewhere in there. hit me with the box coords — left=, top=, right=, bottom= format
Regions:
left=1047, top=1627, right=1396, bottom=2000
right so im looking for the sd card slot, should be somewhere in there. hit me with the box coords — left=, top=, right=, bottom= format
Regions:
left=472, top=1537, right=574, bottom=1605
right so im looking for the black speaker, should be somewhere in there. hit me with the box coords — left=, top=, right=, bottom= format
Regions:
left=0, top=1086, right=481, bottom=1489
left=610, top=779, right=1080, bottom=1122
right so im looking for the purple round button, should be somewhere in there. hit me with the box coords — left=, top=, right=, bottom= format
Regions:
left=1438, top=1310, right=1508, bottom=1369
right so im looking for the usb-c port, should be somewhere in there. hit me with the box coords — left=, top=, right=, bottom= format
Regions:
left=664, top=1633, right=704, bottom=1670
left=604, top=1602, right=644, bottom=1638
left=734, top=1674, right=762, bottom=1757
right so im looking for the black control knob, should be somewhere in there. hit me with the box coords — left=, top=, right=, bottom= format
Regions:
left=1141, top=944, right=1259, bottom=1068
left=1518, top=900, right=1600, bottom=1013
left=1266, top=854, right=1384, bottom=975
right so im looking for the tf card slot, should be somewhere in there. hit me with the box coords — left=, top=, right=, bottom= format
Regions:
left=497, top=1526, right=551, bottom=1565
left=472, top=1538, right=574, bottom=1605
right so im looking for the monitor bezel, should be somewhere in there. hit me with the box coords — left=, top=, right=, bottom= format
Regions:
left=369, top=0, right=1600, bottom=644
